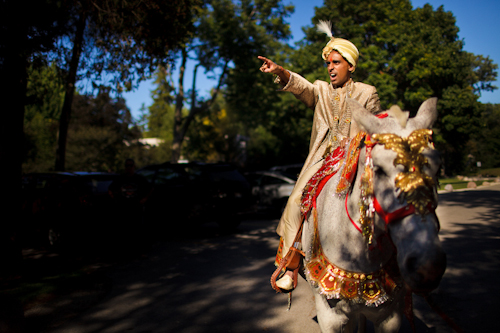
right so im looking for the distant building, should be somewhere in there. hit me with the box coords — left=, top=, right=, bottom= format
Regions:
left=124, top=138, right=165, bottom=149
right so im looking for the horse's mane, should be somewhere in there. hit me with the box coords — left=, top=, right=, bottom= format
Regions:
left=386, top=105, right=410, bottom=128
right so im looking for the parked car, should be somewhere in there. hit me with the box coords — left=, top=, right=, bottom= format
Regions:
left=269, top=163, right=303, bottom=180
left=21, top=172, right=120, bottom=248
left=135, top=162, right=252, bottom=230
left=245, top=171, right=296, bottom=214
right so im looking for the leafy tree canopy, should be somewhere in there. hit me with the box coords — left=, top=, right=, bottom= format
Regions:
left=275, top=0, right=497, bottom=175
left=66, top=88, right=141, bottom=172
left=23, top=64, right=66, bottom=172
left=465, top=103, right=500, bottom=172
left=45, top=0, right=204, bottom=170
left=152, top=0, right=294, bottom=162
left=54, top=0, right=204, bottom=91
left=142, top=0, right=498, bottom=175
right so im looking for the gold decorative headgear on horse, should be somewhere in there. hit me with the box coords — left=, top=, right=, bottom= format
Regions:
left=316, top=20, right=359, bottom=72
left=372, top=129, right=437, bottom=215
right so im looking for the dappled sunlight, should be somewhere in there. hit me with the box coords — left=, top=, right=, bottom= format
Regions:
left=18, top=186, right=499, bottom=332
left=421, top=187, right=500, bottom=332
left=40, top=218, right=319, bottom=333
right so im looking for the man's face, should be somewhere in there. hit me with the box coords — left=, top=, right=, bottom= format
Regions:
left=326, top=51, right=354, bottom=88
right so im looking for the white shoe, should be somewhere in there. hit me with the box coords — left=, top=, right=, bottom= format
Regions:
left=275, top=275, right=294, bottom=290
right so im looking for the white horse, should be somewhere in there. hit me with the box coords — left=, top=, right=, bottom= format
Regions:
left=301, top=98, right=446, bottom=332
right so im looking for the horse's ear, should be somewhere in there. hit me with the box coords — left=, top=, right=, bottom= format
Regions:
left=408, top=97, right=438, bottom=130
left=348, top=98, right=384, bottom=135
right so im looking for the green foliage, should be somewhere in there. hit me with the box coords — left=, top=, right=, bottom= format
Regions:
left=1, top=0, right=72, bottom=59
left=437, top=179, right=483, bottom=190
left=23, top=64, right=65, bottom=172
left=139, top=0, right=498, bottom=174
left=184, top=96, right=246, bottom=164
left=469, top=54, right=498, bottom=94
left=65, top=89, right=141, bottom=172
left=281, top=0, right=497, bottom=175
left=42, top=0, right=204, bottom=171
left=23, top=65, right=143, bottom=173
left=2, top=0, right=73, bottom=210
left=246, top=125, right=280, bottom=168
left=56, top=0, right=204, bottom=91
left=465, top=103, right=500, bottom=170
left=145, top=67, right=176, bottom=140
left=139, top=65, right=179, bottom=164
left=149, top=0, right=294, bottom=162
left=477, top=168, right=500, bottom=177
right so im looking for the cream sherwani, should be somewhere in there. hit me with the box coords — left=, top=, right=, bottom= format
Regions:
left=276, top=71, right=382, bottom=258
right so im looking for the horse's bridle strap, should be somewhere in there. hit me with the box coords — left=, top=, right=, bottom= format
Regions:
left=373, top=196, right=416, bottom=225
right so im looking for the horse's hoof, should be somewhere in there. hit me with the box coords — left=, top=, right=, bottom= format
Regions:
left=276, top=275, right=294, bottom=290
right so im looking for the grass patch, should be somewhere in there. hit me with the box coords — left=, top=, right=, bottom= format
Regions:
left=476, top=168, right=500, bottom=177
left=438, top=179, right=483, bottom=190
left=437, top=168, right=500, bottom=190
left=0, top=270, right=88, bottom=308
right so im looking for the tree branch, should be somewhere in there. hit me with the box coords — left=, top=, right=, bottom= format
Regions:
left=206, top=59, right=229, bottom=110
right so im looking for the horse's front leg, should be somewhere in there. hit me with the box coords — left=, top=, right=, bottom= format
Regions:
left=369, top=289, right=405, bottom=333
left=373, top=312, right=402, bottom=333
left=313, top=290, right=356, bottom=333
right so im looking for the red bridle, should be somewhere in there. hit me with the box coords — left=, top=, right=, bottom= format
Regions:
left=345, top=130, right=438, bottom=232
left=373, top=196, right=416, bottom=225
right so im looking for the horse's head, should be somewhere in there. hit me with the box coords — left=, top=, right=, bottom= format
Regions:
left=350, top=98, right=446, bottom=294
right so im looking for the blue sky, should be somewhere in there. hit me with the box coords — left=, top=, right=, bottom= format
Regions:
left=122, top=0, right=500, bottom=119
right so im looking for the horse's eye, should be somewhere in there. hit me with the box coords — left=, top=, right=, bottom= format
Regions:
left=373, top=165, right=387, bottom=177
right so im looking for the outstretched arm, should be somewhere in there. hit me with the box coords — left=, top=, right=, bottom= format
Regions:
left=258, top=56, right=290, bottom=86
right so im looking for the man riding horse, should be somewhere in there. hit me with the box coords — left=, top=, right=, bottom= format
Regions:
left=258, top=20, right=382, bottom=291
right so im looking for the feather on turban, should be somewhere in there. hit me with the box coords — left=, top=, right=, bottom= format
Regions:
left=317, top=20, right=359, bottom=72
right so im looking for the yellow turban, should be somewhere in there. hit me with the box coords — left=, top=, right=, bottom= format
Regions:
left=322, top=38, right=359, bottom=72
left=316, top=20, right=359, bottom=72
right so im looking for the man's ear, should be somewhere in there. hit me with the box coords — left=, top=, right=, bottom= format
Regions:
left=348, top=64, right=355, bottom=73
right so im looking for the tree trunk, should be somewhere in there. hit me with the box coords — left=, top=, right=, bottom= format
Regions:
left=171, top=62, right=200, bottom=162
left=55, top=10, right=87, bottom=171
left=171, top=48, right=188, bottom=163
left=0, top=14, right=28, bottom=278
left=170, top=51, right=230, bottom=163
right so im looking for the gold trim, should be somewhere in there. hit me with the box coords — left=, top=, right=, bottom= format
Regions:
left=305, top=242, right=399, bottom=306
left=372, top=129, right=437, bottom=215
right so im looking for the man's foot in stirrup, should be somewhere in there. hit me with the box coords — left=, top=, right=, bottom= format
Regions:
left=275, top=270, right=294, bottom=291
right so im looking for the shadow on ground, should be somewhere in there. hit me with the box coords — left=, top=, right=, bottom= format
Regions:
left=2, top=212, right=291, bottom=333
left=3, top=187, right=499, bottom=332
left=418, top=189, right=500, bottom=332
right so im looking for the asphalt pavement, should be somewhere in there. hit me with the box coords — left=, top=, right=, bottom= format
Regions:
left=19, top=183, right=500, bottom=332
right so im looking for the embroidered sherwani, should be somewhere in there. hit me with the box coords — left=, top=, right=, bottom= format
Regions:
left=276, top=71, right=382, bottom=260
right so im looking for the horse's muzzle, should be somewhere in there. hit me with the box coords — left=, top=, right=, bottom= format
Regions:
left=402, top=250, right=447, bottom=295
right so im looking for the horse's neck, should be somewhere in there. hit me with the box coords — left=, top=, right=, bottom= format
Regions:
left=313, top=146, right=394, bottom=273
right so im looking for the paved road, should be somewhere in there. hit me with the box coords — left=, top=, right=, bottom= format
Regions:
left=420, top=183, right=500, bottom=332
left=26, top=184, right=500, bottom=332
